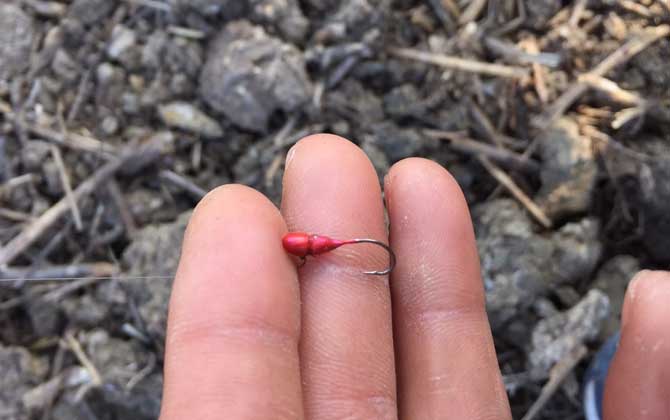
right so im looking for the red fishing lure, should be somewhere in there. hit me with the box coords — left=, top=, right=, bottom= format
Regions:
left=282, top=232, right=396, bottom=275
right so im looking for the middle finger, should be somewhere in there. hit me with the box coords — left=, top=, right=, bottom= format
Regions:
left=281, top=134, right=397, bottom=420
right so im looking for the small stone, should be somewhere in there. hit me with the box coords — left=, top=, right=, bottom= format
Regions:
left=593, top=255, right=640, bottom=339
left=68, top=0, right=116, bottom=25
left=528, top=290, right=610, bottom=379
left=199, top=21, right=312, bottom=132
left=0, top=4, right=35, bottom=81
left=158, top=102, right=223, bottom=138
left=107, top=25, right=137, bottom=61
left=537, top=118, right=597, bottom=219
left=101, top=115, right=120, bottom=136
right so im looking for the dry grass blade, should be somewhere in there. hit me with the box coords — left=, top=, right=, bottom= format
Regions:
left=388, top=47, right=530, bottom=78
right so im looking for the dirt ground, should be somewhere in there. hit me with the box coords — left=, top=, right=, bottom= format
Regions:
left=0, top=0, right=669, bottom=419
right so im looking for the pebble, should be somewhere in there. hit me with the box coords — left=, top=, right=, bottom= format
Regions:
left=158, top=102, right=224, bottom=138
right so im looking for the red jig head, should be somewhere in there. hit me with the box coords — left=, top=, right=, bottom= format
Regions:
left=282, top=232, right=396, bottom=276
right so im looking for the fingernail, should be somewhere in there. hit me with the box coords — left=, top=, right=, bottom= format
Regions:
left=285, top=143, right=299, bottom=171
left=622, top=270, right=650, bottom=329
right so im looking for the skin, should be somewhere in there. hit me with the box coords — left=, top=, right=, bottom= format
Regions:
left=160, top=134, right=670, bottom=420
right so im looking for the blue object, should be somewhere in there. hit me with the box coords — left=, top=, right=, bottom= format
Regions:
left=583, top=332, right=620, bottom=420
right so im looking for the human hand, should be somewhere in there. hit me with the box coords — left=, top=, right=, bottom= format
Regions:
left=159, top=135, right=670, bottom=419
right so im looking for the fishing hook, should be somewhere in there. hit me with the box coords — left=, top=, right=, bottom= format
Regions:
left=282, top=232, right=396, bottom=276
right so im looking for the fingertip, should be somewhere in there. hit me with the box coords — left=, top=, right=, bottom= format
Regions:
left=163, top=183, right=303, bottom=419
left=285, top=133, right=371, bottom=175
left=604, top=270, right=670, bottom=420
left=188, top=183, right=287, bottom=239
left=621, top=270, right=670, bottom=330
left=282, top=133, right=382, bottom=234
left=386, top=158, right=467, bottom=210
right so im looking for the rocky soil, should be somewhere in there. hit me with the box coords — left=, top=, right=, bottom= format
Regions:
left=1, top=0, right=669, bottom=418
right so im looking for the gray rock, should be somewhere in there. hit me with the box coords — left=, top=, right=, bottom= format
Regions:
left=199, top=21, right=312, bottom=132
left=122, top=211, right=192, bottom=340
left=68, top=0, right=116, bottom=25
left=528, top=290, right=610, bottom=379
left=0, top=345, right=49, bottom=420
left=0, top=4, right=35, bottom=81
left=593, top=255, right=640, bottom=339
left=537, top=118, right=598, bottom=219
left=474, top=199, right=602, bottom=328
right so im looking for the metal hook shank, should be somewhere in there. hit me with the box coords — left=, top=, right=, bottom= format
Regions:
left=349, top=239, right=396, bottom=276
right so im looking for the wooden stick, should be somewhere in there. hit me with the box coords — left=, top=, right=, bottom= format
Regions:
left=459, top=0, right=487, bottom=24
left=478, top=157, right=553, bottom=228
left=536, top=25, right=670, bottom=128
left=159, top=170, right=207, bottom=200
left=578, top=74, right=643, bottom=105
left=64, top=331, right=103, bottom=387
left=106, top=180, right=137, bottom=238
left=425, top=130, right=540, bottom=174
left=50, top=145, right=83, bottom=231
left=388, top=47, right=530, bottom=79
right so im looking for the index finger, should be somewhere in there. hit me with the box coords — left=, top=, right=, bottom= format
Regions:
left=160, top=185, right=304, bottom=420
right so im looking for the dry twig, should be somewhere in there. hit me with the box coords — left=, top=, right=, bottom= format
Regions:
left=0, top=147, right=155, bottom=265
left=388, top=47, right=530, bottom=79
left=64, top=332, right=103, bottom=387
left=478, top=157, right=553, bottom=228
left=425, top=130, right=539, bottom=173
left=536, top=25, right=670, bottom=128
left=50, top=145, right=83, bottom=231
